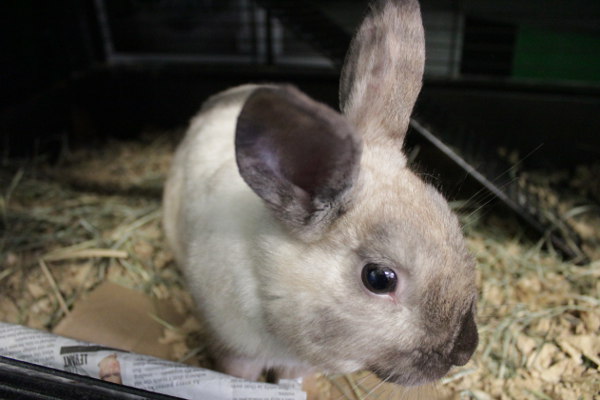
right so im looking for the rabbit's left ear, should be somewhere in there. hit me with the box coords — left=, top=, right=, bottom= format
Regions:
left=235, top=86, right=362, bottom=241
left=339, top=0, right=425, bottom=144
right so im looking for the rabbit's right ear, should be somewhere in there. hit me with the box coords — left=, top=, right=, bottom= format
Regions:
left=340, top=0, right=425, bottom=144
left=235, top=86, right=362, bottom=241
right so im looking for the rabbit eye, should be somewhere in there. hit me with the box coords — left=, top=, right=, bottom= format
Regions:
left=361, top=263, right=397, bottom=294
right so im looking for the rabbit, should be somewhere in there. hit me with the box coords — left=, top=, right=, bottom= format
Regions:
left=163, top=0, right=478, bottom=386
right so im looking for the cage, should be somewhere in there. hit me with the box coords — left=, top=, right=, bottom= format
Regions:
left=2, top=1, right=599, bottom=399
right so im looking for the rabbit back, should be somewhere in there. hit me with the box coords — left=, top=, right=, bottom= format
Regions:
left=163, top=85, right=287, bottom=362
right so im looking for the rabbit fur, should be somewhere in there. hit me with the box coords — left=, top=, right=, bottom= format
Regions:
left=163, top=0, right=478, bottom=386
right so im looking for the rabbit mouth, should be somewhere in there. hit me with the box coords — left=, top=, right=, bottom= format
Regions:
left=368, top=349, right=454, bottom=386
left=372, top=366, right=450, bottom=387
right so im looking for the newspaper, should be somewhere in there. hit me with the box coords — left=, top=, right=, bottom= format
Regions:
left=0, top=322, right=306, bottom=400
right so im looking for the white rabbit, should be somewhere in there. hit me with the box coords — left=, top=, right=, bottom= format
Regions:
left=163, top=0, right=478, bottom=386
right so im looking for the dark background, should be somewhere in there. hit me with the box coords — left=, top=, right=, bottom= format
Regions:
left=2, top=0, right=600, bottom=167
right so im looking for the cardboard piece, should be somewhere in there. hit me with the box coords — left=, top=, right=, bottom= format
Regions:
left=53, top=281, right=185, bottom=360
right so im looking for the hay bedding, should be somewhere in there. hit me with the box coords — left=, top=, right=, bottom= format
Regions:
left=0, top=133, right=598, bottom=400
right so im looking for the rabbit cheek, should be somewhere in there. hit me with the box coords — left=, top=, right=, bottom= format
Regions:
left=273, top=305, right=366, bottom=374
left=304, top=309, right=350, bottom=352
left=296, top=309, right=353, bottom=365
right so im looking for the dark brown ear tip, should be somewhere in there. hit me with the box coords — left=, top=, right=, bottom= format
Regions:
left=243, top=85, right=304, bottom=108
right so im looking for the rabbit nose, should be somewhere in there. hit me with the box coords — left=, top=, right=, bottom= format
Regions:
left=449, top=306, right=478, bottom=366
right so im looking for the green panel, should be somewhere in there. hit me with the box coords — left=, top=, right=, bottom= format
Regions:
left=513, top=26, right=600, bottom=82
